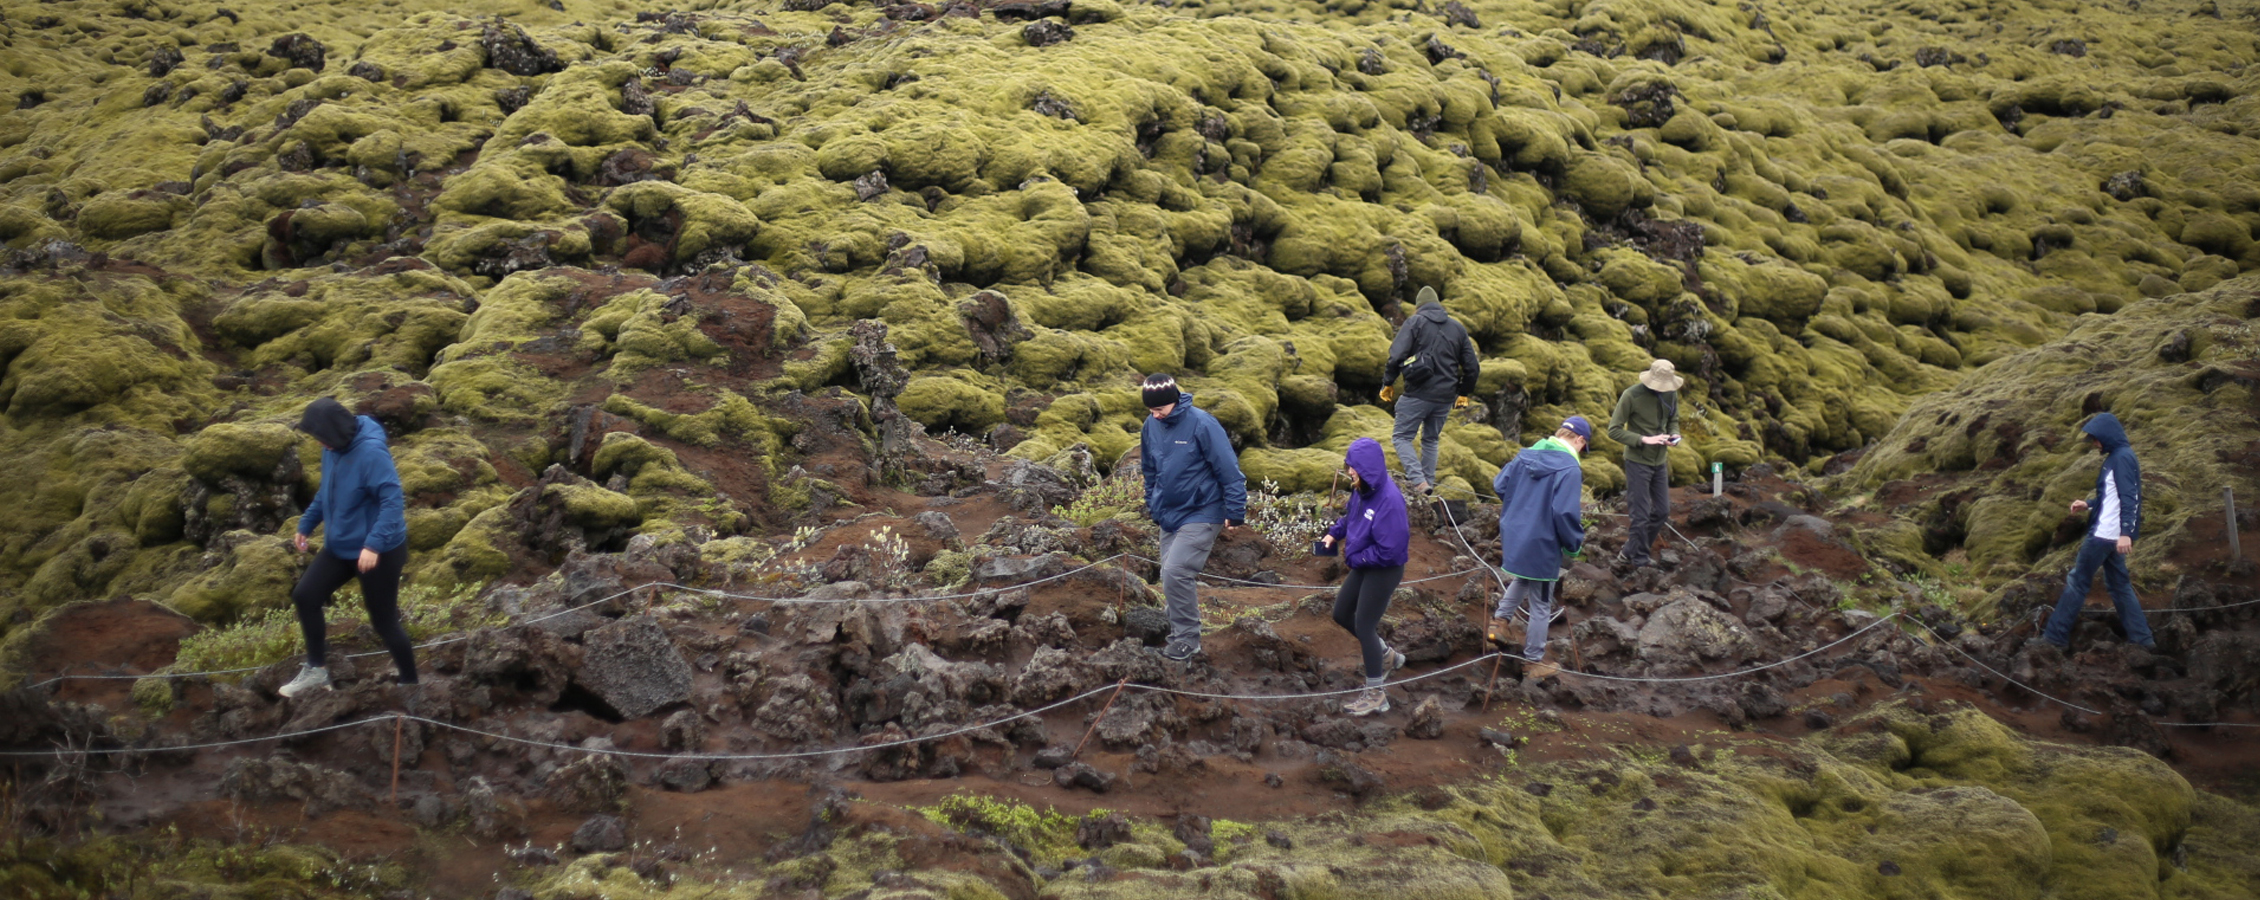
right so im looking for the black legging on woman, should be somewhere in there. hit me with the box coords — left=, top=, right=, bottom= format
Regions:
left=291, top=545, right=417, bottom=682
left=1332, top=565, right=1405, bottom=679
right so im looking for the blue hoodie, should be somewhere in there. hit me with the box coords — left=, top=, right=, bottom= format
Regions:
left=1326, top=438, right=1409, bottom=569
left=2083, top=413, right=2142, bottom=541
left=1139, top=391, right=1248, bottom=532
left=1492, top=437, right=1586, bottom=581
left=299, top=415, right=408, bottom=558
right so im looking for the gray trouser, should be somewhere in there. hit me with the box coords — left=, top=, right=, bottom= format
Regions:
left=1391, top=394, right=1450, bottom=487
left=1624, top=460, right=1670, bottom=563
left=1494, top=577, right=1557, bottom=661
left=1158, top=521, right=1223, bottom=644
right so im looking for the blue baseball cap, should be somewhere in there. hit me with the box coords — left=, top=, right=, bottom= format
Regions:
left=1561, top=415, right=1593, bottom=440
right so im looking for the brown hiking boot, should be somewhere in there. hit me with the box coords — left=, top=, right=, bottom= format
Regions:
left=1486, top=617, right=1517, bottom=650
left=1524, top=660, right=1560, bottom=679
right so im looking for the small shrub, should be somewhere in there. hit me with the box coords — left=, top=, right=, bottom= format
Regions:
left=1248, top=479, right=1334, bottom=549
left=167, top=581, right=496, bottom=681
left=1053, top=471, right=1145, bottom=527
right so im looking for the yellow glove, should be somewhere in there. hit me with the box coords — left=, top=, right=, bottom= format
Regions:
left=1453, top=396, right=1471, bottom=410
left=1378, top=384, right=1398, bottom=402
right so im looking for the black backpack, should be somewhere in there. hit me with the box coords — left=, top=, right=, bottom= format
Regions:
left=1401, top=318, right=1463, bottom=390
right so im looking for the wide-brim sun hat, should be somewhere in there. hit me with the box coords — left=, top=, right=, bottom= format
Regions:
left=1638, top=358, right=1684, bottom=392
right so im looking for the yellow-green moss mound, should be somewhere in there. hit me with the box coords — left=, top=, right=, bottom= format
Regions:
left=1843, top=273, right=2260, bottom=592
left=2, top=0, right=2259, bottom=629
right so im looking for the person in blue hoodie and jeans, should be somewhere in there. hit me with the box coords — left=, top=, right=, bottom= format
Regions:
left=278, top=397, right=417, bottom=698
left=1320, top=438, right=1411, bottom=716
left=2041, top=412, right=2155, bottom=651
left=1139, top=374, right=1247, bottom=662
left=1489, top=416, right=1590, bottom=679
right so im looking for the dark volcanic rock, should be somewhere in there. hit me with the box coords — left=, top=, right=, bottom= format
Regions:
left=576, top=615, right=694, bottom=719
left=482, top=20, right=563, bottom=76
left=571, top=814, right=628, bottom=853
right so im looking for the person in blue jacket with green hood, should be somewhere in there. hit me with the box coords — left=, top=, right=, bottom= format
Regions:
left=2041, top=412, right=2154, bottom=650
left=1490, top=416, right=1590, bottom=679
left=278, top=397, right=418, bottom=698
left=1319, top=437, right=1410, bottom=717
left=1139, top=374, right=1247, bottom=662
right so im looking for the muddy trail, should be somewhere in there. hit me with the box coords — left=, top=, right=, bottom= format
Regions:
left=6, top=409, right=2260, bottom=898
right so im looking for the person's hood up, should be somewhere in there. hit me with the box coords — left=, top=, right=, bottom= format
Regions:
left=1156, top=391, right=1195, bottom=422
left=2082, top=412, right=2129, bottom=452
left=298, top=397, right=358, bottom=449
left=1345, top=437, right=1388, bottom=492
left=346, top=414, right=389, bottom=454
left=1413, top=298, right=1451, bottom=325
left=1518, top=437, right=1582, bottom=476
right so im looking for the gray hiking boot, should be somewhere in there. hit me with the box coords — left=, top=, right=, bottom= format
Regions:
left=278, top=664, right=331, bottom=699
left=1382, top=644, right=1406, bottom=676
left=1343, top=688, right=1391, bottom=717
left=1160, top=637, right=1200, bottom=662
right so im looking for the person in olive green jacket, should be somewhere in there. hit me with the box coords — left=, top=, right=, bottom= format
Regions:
left=1607, top=359, right=1682, bottom=567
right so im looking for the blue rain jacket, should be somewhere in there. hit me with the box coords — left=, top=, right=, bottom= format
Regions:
left=1492, top=437, right=1585, bottom=581
left=1139, top=392, right=1248, bottom=532
left=299, top=415, right=408, bottom=557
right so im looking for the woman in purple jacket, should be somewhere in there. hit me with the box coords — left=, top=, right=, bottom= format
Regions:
left=1319, top=438, right=1411, bottom=716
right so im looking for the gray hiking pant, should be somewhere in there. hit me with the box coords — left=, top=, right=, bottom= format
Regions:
left=1158, top=521, right=1224, bottom=645
left=1494, top=576, right=1558, bottom=661
left=1391, top=394, right=1450, bottom=488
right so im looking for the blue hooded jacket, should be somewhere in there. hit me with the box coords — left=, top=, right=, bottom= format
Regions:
left=2083, top=413, right=2142, bottom=540
left=1140, top=391, right=1248, bottom=532
left=298, top=414, right=408, bottom=558
left=1492, top=437, right=1586, bottom=581
left=1326, top=438, right=1409, bottom=569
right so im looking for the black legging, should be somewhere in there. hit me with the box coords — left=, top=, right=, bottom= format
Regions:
left=1332, top=565, right=1405, bottom=680
left=291, top=545, right=417, bottom=682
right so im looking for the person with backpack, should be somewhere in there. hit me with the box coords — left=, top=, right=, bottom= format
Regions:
left=1488, top=416, right=1591, bottom=679
left=1381, top=285, right=1481, bottom=496
left=1607, top=359, right=1683, bottom=568
left=1318, top=437, right=1410, bottom=716
left=1139, top=373, right=1248, bottom=662
left=278, top=397, right=418, bottom=699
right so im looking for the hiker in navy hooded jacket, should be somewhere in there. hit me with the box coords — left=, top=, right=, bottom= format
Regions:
left=1138, top=374, right=1248, bottom=662
left=277, top=397, right=418, bottom=698
left=2040, top=412, right=2155, bottom=650
left=1319, top=438, right=1410, bottom=717
left=1489, top=417, right=1591, bottom=679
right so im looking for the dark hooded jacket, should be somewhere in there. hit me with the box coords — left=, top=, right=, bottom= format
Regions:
left=2083, top=413, right=2142, bottom=541
left=297, top=399, right=407, bottom=558
left=1326, top=438, right=1409, bottom=569
left=1139, top=391, right=1248, bottom=532
left=1383, top=300, right=1481, bottom=403
left=1492, top=437, right=1586, bottom=581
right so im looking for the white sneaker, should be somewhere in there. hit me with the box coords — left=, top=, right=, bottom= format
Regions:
left=1343, top=688, right=1390, bottom=717
left=278, top=664, right=331, bottom=699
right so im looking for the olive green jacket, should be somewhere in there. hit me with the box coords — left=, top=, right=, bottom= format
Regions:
left=1607, top=383, right=1679, bottom=468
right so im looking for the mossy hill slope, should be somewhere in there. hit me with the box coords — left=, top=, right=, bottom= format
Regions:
left=1843, top=273, right=2260, bottom=593
left=1, top=0, right=2257, bottom=627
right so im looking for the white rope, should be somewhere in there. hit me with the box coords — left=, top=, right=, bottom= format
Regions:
left=1485, top=611, right=1906, bottom=685
left=20, top=554, right=1139, bottom=688
left=0, top=715, right=391, bottom=757
left=1910, top=619, right=2260, bottom=728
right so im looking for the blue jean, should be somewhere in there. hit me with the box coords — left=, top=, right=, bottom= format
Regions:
left=2042, top=537, right=2153, bottom=647
left=1391, top=395, right=1449, bottom=487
